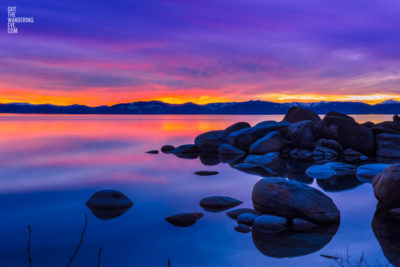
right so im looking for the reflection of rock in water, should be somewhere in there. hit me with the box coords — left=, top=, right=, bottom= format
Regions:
left=252, top=222, right=339, bottom=258
left=286, top=159, right=314, bottom=184
left=372, top=206, right=400, bottom=266
left=86, top=190, right=133, bottom=220
left=199, top=153, right=220, bottom=166
left=317, top=174, right=363, bottom=192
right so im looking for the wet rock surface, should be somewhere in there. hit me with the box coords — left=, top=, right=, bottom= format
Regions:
left=86, top=190, right=133, bottom=220
left=165, top=212, right=203, bottom=227
left=252, top=178, right=340, bottom=223
left=200, top=196, right=243, bottom=212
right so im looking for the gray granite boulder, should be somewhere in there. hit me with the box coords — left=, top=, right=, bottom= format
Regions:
left=287, top=120, right=316, bottom=149
left=372, top=163, right=400, bottom=207
left=223, top=122, right=251, bottom=139
left=252, top=178, right=340, bottom=223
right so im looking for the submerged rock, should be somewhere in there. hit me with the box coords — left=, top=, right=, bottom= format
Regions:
left=283, top=106, right=321, bottom=124
left=165, top=212, right=203, bottom=227
left=161, top=145, right=175, bottom=153
left=252, top=222, right=339, bottom=258
left=146, top=150, right=159, bottom=154
left=200, top=196, right=243, bottom=212
left=86, top=190, right=133, bottom=220
left=356, top=164, right=390, bottom=182
left=287, top=120, right=316, bottom=149
left=226, top=208, right=262, bottom=219
left=290, top=218, right=317, bottom=231
left=252, top=215, right=287, bottom=234
left=194, top=171, right=219, bottom=176
left=199, top=153, right=221, bottom=166
left=377, top=133, right=400, bottom=159
left=249, top=131, right=284, bottom=154
left=373, top=163, right=400, bottom=207
left=252, top=178, right=340, bottom=223
left=318, top=112, right=375, bottom=156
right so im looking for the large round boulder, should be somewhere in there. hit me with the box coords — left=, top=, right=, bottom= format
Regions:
left=318, top=112, right=375, bottom=156
left=283, top=106, right=321, bottom=124
left=372, top=164, right=400, bottom=207
left=252, top=178, right=340, bottom=223
left=194, top=130, right=224, bottom=146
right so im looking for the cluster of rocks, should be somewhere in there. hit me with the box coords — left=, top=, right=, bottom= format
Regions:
left=161, top=107, right=400, bottom=167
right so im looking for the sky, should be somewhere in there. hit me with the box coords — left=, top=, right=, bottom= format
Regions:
left=1, top=0, right=400, bottom=106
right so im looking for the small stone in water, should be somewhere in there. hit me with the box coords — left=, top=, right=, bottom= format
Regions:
left=194, top=171, right=219, bottom=176
left=146, top=150, right=159, bottom=154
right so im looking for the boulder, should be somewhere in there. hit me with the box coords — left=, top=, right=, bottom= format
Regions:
left=248, top=131, right=284, bottom=155
left=315, top=138, right=343, bottom=153
left=194, top=130, right=224, bottom=146
left=165, top=212, right=203, bottom=227
left=287, top=120, right=316, bottom=149
left=223, top=122, right=251, bottom=139
left=172, top=144, right=200, bottom=159
left=234, top=224, right=252, bottom=233
left=283, top=106, right=321, bottom=124
left=200, top=196, right=243, bottom=212
left=237, top=212, right=259, bottom=226
left=372, top=164, right=400, bottom=207
left=244, top=152, right=286, bottom=174
left=376, top=133, right=400, bottom=159
left=312, top=146, right=338, bottom=161
left=253, top=215, right=287, bottom=233
left=306, top=162, right=356, bottom=179
left=218, top=143, right=245, bottom=156
left=199, top=153, right=220, bottom=166
left=249, top=131, right=284, bottom=154
left=227, top=121, right=287, bottom=151
left=194, top=171, right=218, bottom=176
left=289, top=149, right=312, bottom=160
left=356, top=164, right=390, bottom=182
left=198, top=136, right=225, bottom=154
left=161, top=145, right=175, bottom=153
left=252, top=178, right=340, bottom=223
left=318, top=112, right=375, bottom=156
left=227, top=208, right=262, bottom=219
left=86, top=190, right=133, bottom=220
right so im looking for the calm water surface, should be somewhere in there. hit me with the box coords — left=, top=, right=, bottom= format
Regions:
left=0, top=114, right=394, bottom=267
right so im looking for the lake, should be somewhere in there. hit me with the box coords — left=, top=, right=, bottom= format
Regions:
left=0, top=114, right=394, bottom=267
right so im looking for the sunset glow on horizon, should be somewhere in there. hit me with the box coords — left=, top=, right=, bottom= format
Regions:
left=1, top=0, right=399, bottom=106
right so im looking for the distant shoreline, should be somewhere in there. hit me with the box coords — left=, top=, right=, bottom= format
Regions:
left=0, top=100, right=398, bottom=115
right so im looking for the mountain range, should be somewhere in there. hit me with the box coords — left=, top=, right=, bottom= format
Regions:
left=0, top=100, right=399, bottom=114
